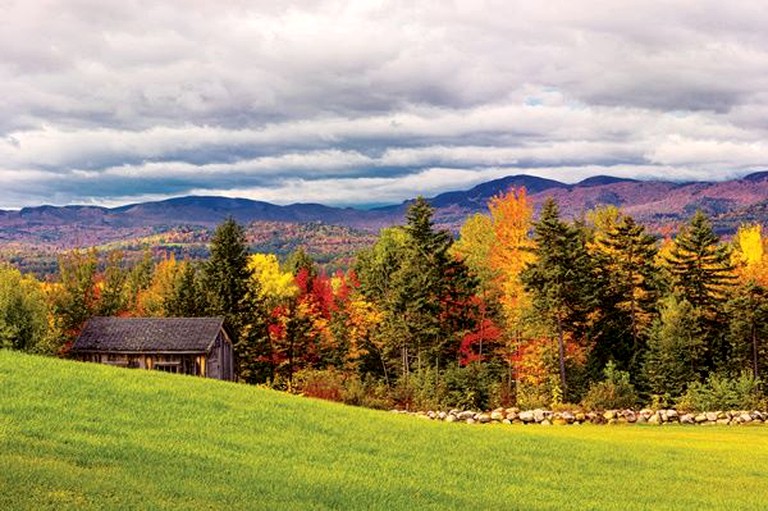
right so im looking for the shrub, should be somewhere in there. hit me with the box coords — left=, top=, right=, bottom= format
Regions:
left=581, top=361, right=638, bottom=411
left=292, top=369, right=345, bottom=402
left=676, top=372, right=766, bottom=412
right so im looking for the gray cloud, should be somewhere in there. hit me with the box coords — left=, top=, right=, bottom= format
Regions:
left=1, top=0, right=768, bottom=208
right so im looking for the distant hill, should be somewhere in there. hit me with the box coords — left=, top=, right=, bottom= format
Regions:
left=2, top=172, right=768, bottom=255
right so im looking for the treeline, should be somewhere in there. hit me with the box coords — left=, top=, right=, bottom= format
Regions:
left=3, top=189, right=768, bottom=412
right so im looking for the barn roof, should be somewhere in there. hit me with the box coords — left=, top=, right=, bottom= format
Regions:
left=72, top=317, right=226, bottom=353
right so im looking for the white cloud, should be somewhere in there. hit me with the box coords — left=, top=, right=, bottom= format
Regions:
left=2, top=1, right=768, bottom=208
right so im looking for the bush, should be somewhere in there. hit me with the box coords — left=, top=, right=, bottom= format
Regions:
left=581, top=361, right=638, bottom=411
left=676, top=372, right=766, bottom=412
left=292, top=369, right=345, bottom=402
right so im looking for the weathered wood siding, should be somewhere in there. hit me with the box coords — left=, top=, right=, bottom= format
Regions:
left=206, top=330, right=234, bottom=381
left=73, top=326, right=234, bottom=381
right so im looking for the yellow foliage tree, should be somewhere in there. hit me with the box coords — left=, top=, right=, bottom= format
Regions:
left=732, top=224, right=768, bottom=285
left=247, top=253, right=298, bottom=307
left=487, top=187, right=535, bottom=330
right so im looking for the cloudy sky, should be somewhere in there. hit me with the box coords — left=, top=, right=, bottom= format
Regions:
left=2, top=0, right=768, bottom=209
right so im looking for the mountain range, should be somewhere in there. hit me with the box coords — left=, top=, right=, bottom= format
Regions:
left=2, top=171, right=768, bottom=250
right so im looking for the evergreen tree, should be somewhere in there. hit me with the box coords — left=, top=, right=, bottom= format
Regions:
left=203, top=217, right=257, bottom=381
left=666, top=210, right=734, bottom=312
left=165, top=262, right=205, bottom=317
left=665, top=210, right=735, bottom=369
left=726, top=281, right=768, bottom=380
left=521, top=198, right=595, bottom=400
left=643, top=295, right=706, bottom=399
left=590, top=213, right=659, bottom=376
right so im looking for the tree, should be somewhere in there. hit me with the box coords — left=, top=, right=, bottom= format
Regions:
left=96, top=250, right=128, bottom=316
left=521, top=198, right=595, bottom=400
left=589, top=211, right=659, bottom=375
left=643, top=296, right=706, bottom=399
left=0, top=264, right=49, bottom=353
left=55, top=248, right=99, bottom=339
left=667, top=210, right=734, bottom=311
left=665, top=210, right=735, bottom=369
left=165, top=262, right=206, bottom=317
left=732, top=223, right=768, bottom=286
left=203, top=217, right=254, bottom=381
left=726, top=281, right=768, bottom=380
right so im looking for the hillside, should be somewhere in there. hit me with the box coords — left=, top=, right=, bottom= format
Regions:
left=2, top=172, right=768, bottom=257
left=2, top=351, right=768, bottom=510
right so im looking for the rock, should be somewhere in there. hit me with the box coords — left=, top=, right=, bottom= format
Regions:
left=705, top=412, right=718, bottom=422
left=505, top=411, right=518, bottom=421
left=739, top=413, right=753, bottom=424
left=445, top=414, right=457, bottom=423
left=648, top=413, right=661, bottom=425
left=562, top=411, right=575, bottom=423
left=603, top=410, right=617, bottom=421
left=502, top=419, right=512, bottom=425
left=540, top=419, right=552, bottom=426
left=575, top=412, right=586, bottom=422
left=465, top=418, right=476, bottom=425
left=477, top=413, right=492, bottom=424
left=624, top=411, right=637, bottom=423
left=635, top=415, right=647, bottom=424
left=491, top=410, right=504, bottom=421
left=437, top=411, right=447, bottom=420
left=552, top=418, right=568, bottom=426
left=519, top=411, right=535, bottom=423
left=694, top=414, right=707, bottom=423
left=533, top=409, right=547, bottom=423
left=680, top=414, right=695, bottom=424
left=665, top=409, right=679, bottom=422
left=458, top=411, right=475, bottom=421
left=716, top=418, right=730, bottom=425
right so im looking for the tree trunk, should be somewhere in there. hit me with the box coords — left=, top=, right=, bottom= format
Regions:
left=752, top=321, right=759, bottom=380
left=557, top=315, right=567, bottom=398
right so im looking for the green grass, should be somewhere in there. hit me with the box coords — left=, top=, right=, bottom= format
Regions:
left=2, top=351, right=767, bottom=510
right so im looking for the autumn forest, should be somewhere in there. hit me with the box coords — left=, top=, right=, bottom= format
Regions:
left=3, top=188, right=768, bottom=412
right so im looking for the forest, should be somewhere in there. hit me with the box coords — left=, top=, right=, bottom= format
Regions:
left=2, top=188, right=768, bottom=412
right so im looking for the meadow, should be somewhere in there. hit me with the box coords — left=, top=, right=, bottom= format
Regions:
left=1, top=350, right=767, bottom=510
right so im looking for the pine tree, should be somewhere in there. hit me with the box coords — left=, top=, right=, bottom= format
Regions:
left=665, top=210, right=735, bottom=369
left=521, top=198, right=595, bottom=400
left=666, top=210, right=734, bottom=311
left=726, top=281, right=768, bottom=380
left=165, top=262, right=205, bottom=317
left=203, top=217, right=255, bottom=381
left=590, top=213, right=659, bottom=375
left=643, top=296, right=706, bottom=398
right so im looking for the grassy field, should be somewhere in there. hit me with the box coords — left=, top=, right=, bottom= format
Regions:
left=1, top=351, right=767, bottom=510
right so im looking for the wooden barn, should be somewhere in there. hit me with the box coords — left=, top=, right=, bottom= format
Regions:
left=71, top=317, right=235, bottom=381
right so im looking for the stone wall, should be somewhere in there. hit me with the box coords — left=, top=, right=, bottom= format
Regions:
left=393, top=407, right=768, bottom=426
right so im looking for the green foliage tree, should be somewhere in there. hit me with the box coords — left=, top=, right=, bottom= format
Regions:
left=0, top=264, right=49, bottom=352
left=666, top=210, right=734, bottom=312
left=665, top=210, right=735, bottom=370
left=589, top=212, right=659, bottom=376
left=643, top=295, right=706, bottom=399
left=165, top=262, right=206, bottom=317
left=203, top=217, right=261, bottom=382
left=726, top=281, right=768, bottom=380
left=55, top=248, right=99, bottom=337
left=96, top=250, right=128, bottom=316
left=521, top=198, right=595, bottom=400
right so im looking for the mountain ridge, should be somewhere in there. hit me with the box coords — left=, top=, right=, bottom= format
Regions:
left=2, top=172, right=768, bottom=249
